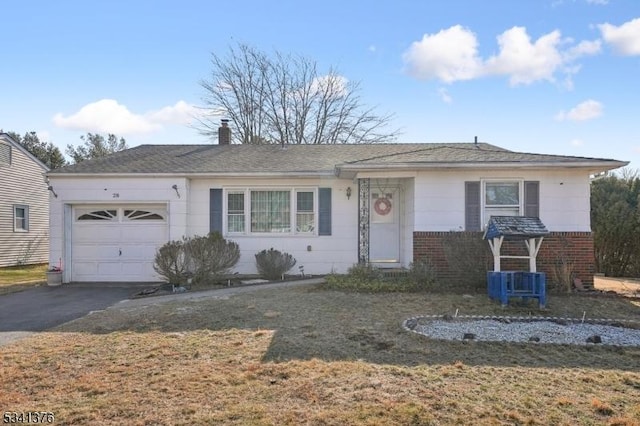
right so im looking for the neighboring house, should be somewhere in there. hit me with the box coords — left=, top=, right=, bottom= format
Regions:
left=0, top=133, right=50, bottom=267
left=47, top=126, right=626, bottom=284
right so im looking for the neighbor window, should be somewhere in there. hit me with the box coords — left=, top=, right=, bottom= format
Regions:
left=13, top=205, right=29, bottom=231
left=484, top=181, right=521, bottom=223
left=0, top=143, right=10, bottom=166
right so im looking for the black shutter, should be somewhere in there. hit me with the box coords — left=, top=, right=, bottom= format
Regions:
left=210, top=188, right=223, bottom=234
left=524, top=181, right=540, bottom=217
left=465, top=181, right=481, bottom=231
left=318, top=188, right=332, bottom=236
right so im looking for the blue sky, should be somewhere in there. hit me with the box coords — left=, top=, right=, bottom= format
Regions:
left=2, top=0, right=639, bottom=168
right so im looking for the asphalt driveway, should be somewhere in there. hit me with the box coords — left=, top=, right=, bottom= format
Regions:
left=0, top=278, right=325, bottom=347
left=0, top=283, right=146, bottom=332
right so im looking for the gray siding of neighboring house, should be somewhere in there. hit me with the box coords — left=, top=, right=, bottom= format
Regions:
left=0, top=137, right=49, bottom=267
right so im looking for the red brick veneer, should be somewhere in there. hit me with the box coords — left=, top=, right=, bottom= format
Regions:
left=413, top=231, right=595, bottom=287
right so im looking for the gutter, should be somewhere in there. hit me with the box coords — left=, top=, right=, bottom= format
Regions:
left=335, top=161, right=629, bottom=179
left=46, top=171, right=337, bottom=179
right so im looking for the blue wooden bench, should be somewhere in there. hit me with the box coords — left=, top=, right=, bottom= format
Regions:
left=487, top=271, right=546, bottom=308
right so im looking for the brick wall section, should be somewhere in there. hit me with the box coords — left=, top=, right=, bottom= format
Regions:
left=413, top=231, right=595, bottom=287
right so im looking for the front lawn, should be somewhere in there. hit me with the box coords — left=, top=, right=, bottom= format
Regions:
left=0, top=264, right=46, bottom=294
left=2, top=284, right=639, bottom=424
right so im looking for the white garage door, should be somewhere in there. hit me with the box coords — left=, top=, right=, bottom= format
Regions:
left=72, top=205, right=168, bottom=282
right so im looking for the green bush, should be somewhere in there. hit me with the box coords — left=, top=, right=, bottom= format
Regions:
left=324, top=262, right=431, bottom=293
left=187, top=232, right=240, bottom=285
left=442, top=232, right=492, bottom=290
left=346, top=263, right=384, bottom=281
left=255, top=248, right=296, bottom=280
left=153, top=238, right=190, bottom=285
left=324, top=273, right=415, bottom=293
left=407, top=259, right=437, bottom=291
left=153, top=233, right=240, bottom=286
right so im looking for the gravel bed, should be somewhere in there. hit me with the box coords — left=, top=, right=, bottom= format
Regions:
left=406, top=318, right=640, bottom=346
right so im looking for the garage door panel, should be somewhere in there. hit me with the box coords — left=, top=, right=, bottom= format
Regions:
left=97, top=262, right=123, bottom=276
left=76, top=244, right=121, bottom=260
left=73, top=226, right=124, bottom=243
left=72, top=204, right=168, bottom=282
left=74, top=262, right=98, bottom=276
left=121, top=262, right=147, bottom=276
left=119, top=244, right=162, bottom=258
left=123, top=226, right=166, bottom=241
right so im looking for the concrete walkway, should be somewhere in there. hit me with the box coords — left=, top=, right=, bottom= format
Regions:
left=115, top=277, right=326, bottom=309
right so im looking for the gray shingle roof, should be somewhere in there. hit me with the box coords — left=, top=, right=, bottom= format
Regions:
left=484, top=216, right=549, bottom=240
left=49, top=142, right=627, bottom=175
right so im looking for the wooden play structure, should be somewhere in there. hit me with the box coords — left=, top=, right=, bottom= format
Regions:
left=484, top=216, right=549, bottom=308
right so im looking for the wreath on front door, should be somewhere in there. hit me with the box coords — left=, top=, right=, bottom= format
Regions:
left=374, top=197, right=392, bottom=215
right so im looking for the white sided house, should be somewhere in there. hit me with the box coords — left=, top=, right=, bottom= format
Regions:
left=0, top=133, right=49, bottom=267
left=47, top=129, right=626, bottom=284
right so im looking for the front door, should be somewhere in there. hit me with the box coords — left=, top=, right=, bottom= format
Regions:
left=369, top=186, right=400, bottom=266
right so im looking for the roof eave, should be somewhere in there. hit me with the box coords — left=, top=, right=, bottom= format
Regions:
left=336, top=160, right=629, bottom=179
left=46, top=170, right=337, bottom=179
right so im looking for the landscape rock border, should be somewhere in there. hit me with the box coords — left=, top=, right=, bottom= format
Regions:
left=403, top=314, right=640, bottom=347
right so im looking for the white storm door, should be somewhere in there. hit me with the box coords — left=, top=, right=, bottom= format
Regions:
left=369, top=187, right=400, bottom=265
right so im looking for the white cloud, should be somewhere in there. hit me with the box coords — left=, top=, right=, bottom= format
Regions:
left=146, top=101, right=200, bottom=125
left=555, top=99, right=603, bottom=121
left=310, top=75, right=349, bottom=97
left=587, top=0, right=609, bottom=5
left=403, top=25, right=602, bottom=86
left=484, top=27, right=564, bottom=86
left=598, top=18, right=640, bottom=55
left=564, top=39, right=602, bottom=61
left=53, top=99, right=200, bottom=135
left=570, top=138, right=585, bottom=147
left=402, top=25, right=482, bottom=83
left=437, top=87, right=452, bottom=104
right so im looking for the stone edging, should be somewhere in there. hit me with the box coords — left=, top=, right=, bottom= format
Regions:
left=402, top=314, right=640, bottom=333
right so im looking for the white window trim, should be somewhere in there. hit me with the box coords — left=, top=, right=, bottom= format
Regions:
left=481, top=179, right=524, bottom=227
left=13, top=204, right=29, bottom=232
left=224, top=187, right=318, bottom=236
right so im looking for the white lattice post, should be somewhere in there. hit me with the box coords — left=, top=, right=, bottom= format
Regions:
left=488, top=236, right=503, bottom=272
left=525, top=237, right=544, bottom=272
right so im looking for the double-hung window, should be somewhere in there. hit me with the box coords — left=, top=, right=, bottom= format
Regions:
left=296, top=191, right=314, bottom=233
left=227, top=192, right=245, bottom=233
left=251, top=190, right=291, bottom=233
left=13, top=205, right=29, bottom=232
left=225, top=189, right=316, bottom=235
left=483, top=181, right=521, bottom=224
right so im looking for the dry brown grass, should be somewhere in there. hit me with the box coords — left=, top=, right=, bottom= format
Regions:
left=2, top=284, right=640, bottom=425
left=595, top=276, right=640, bottom=298
left=0, top=264, right=47, bottom=295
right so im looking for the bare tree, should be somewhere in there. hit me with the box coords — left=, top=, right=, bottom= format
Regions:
left=198, top=43, right=398, bottom=144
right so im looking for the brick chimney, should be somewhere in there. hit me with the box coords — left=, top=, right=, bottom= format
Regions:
left=218, top=119, right=231, bottom=145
